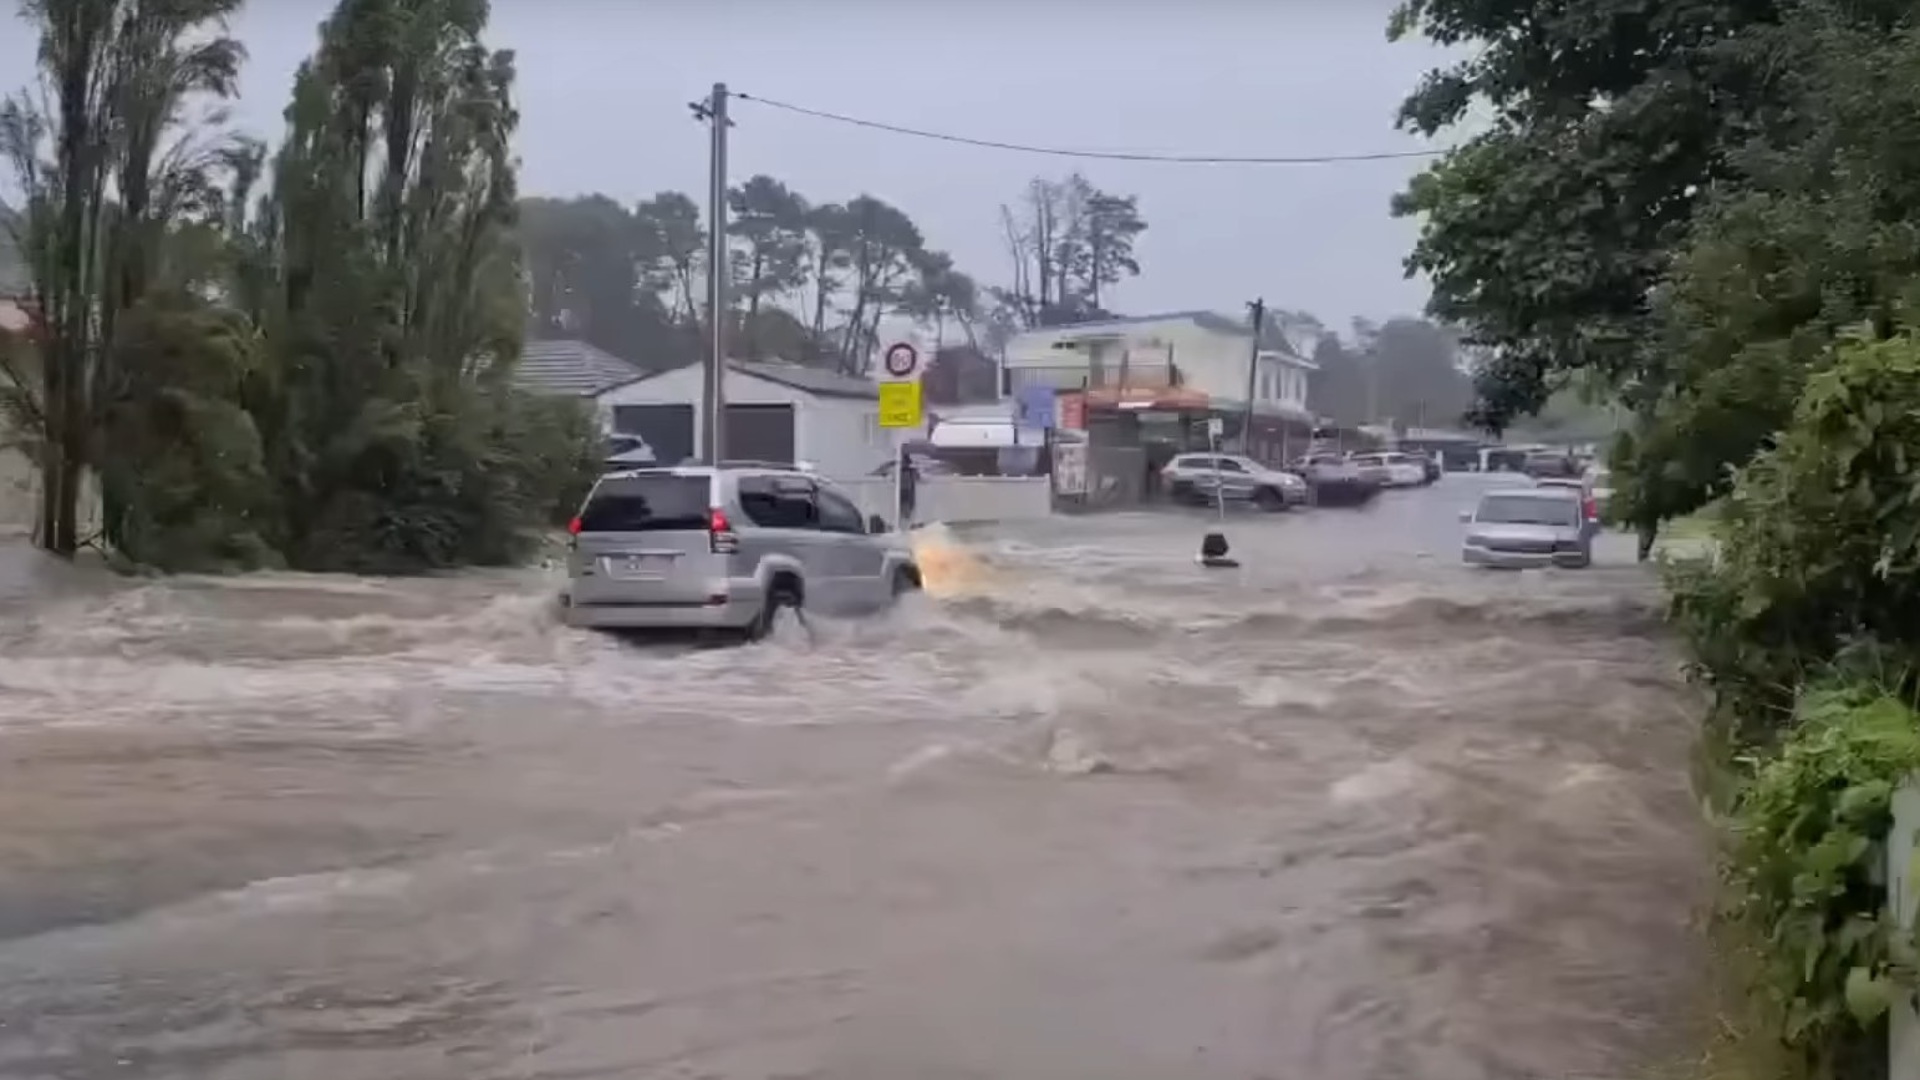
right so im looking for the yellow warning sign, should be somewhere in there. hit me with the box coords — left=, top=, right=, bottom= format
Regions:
left=878, top=380, right=923, bottom=429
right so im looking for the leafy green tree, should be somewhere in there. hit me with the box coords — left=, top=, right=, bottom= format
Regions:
left=1613, top=12, right=1920, bottom=529
left=1, top=0, right=247, bottom=557
left=1388, top=0, right=1805, bottom=430
left=836, top=194, right=922, bottom=374
left=727, top=174, right=810, bottom=350
left=518, top=194, right=683, bottom=365
left=991, top=173, right=1148, bottom=330
left=633, top=190, right=705, bottom=327
left=245, top=0, right=593, bottom=572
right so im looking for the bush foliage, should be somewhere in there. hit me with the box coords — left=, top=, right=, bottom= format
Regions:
left=2, top=0, right=601, bottom=574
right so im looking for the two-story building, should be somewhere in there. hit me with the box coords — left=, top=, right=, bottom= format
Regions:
left=1002, top=310, right=1319, bottom=466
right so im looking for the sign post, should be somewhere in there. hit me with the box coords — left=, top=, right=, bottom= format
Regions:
left=878, top=340, right=925, bottom=528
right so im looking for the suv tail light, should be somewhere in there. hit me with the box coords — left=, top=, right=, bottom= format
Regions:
left=1582, top=496, right=1597, bottom=521
left=708, top=507, right=738, bottom=554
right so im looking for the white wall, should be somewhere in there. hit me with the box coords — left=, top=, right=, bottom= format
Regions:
left=594, top=365, right=903, bottom=482
left=807, top=392, right=905, bottom=482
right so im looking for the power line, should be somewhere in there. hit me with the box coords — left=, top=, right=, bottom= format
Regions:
left=730, top=91, right=1445, bottom=166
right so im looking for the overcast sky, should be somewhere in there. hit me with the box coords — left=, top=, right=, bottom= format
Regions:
left=1, top=0, right=1456, bottom=332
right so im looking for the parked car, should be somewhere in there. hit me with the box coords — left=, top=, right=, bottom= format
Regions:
left=1288, top=454, right=1382, bottom=508
left=562, top=464, right=922, bottom=637
left=603, top=434, right=657, bottom=470
left=1160, top=453, right=1310, bottom=510
left=1459, top=487, right=1592, bottom=569
left=1348, top=451, right=1427, bottom=488
left=1521, top=450, right=1580, bottom=479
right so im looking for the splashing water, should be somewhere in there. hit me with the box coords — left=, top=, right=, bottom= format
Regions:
left=0, top=482, right=1710, bottom=1080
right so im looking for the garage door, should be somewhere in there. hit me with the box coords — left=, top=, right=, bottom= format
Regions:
left=724, top=403, right=796, bottom=465
left=612, top=404, right=693, bottom=465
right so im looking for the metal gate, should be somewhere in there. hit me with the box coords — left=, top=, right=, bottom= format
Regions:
left=612, top=404, right=693, bottom=465
left=724, top=403, right=796, bottom=464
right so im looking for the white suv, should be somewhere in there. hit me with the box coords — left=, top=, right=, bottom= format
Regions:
left=563, top=464, right=922, bottom=638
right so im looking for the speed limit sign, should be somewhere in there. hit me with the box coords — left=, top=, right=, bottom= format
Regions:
left=881, top=341, right=920, bottom=381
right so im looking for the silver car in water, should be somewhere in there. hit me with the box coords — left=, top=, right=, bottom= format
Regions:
left=562, top=463, right=922, bottom=637
left=1459, top=487, right=1592, bottom=569
left=1160, top=453, right=1310, bottom=510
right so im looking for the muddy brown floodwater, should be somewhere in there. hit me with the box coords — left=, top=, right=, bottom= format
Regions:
left=0, top=477, right=1709, bottom=1080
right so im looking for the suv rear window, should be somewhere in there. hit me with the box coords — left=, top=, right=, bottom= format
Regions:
left=577, top=475, right=710, bottom=532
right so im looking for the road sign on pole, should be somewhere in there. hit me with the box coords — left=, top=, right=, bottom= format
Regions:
left=878, top=380, right=923, bottom=428
left=881, top=341, right=921, bottom=382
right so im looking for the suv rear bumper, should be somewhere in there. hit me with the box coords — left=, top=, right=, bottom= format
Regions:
left=564, top=593, right=762, bottom=630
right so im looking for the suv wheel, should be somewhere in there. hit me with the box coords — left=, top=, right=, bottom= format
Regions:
left=746, top=581, right=802, bottom=641
left=1253, top=486, right=1287, bottom=512
left=892, top=567, right=922, bottom=599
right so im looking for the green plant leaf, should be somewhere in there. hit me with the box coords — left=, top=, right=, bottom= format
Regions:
left=1845, top=966, right=1896, bottom=1023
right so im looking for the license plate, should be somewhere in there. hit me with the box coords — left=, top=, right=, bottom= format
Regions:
left=606, top=554, right=671, bottom=578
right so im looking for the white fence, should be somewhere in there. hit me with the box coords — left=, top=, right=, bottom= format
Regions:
left=830, top=475, right=1053, bottom=526
left=1892, top=781, right=1920, bottom=1070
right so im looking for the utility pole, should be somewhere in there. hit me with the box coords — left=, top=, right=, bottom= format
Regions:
left=1240, top=298, right=1265, bottom=456
left=690, top=83, right=731, bottom=464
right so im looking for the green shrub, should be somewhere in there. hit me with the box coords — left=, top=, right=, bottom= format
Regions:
left=1725, top=680, right=1920, bottom=1079
left=1671, top=328, right=1920, bottom=741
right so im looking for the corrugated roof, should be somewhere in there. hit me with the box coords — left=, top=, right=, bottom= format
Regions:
left=514, top=339, right=645, bottom=397
left=599, top=359, right=880, bottom=401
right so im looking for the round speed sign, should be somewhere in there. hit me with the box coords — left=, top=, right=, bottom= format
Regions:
left=882, top=341, right=919, bottom=379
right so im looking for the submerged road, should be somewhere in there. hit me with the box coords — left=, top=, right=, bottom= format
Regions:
left=0, top=476, right=1708, bottom=1080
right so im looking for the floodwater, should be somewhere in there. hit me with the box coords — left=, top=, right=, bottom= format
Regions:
left=0, top=477, right=1709, bottom=1080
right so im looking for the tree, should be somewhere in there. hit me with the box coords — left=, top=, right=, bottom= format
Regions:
left=1, top=0, right=247, bottom=557
left=518, top=194, right=681, bottom=365
left=633, top=190, right=705, bottom=326
left=1388, top=0, right=1808, bottom=431
left=991, top=172, right=1148, bottom=330
left=1611, top=8, right=1920, bottom=530
left=1070, top=181, right=1146, bottom=311
left=1299, top=315, right=1470, bottom=427
left=835, top=194, right=922, bottom=375
left=802, top=201, right=852, bottom=356
left=727, top=173, right=810, bottom=356
left=232, top=0, right=595, bottom=572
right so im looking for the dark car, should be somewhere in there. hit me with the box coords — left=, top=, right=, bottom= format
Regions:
left=1521, top=451, right=1579, bottom=479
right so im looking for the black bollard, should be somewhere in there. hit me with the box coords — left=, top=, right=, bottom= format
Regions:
left=1198, top=531, right=1239, bottom=569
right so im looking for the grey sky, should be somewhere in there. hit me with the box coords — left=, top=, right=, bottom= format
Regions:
left=1, top=1, right=1454, bottom=331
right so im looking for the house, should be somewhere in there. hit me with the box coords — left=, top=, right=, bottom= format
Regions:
left=596, top=358, right=902, bottom=481
left=1001, top=310, right=1320, bottom=468
left=1003, top=310, right=1316, bottom=419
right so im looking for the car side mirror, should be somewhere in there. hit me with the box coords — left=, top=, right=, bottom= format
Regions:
left=1458, top=510, right=1473, bottom=523
left=867, top=514, right=889, bottom=534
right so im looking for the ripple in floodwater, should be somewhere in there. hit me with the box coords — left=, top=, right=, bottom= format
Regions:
left=0, top=485, right=1710, bottom=1080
